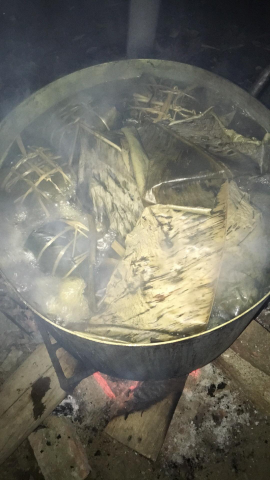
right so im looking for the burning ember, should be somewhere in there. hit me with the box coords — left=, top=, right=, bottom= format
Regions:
left=90, top=371, right=201, bottom=415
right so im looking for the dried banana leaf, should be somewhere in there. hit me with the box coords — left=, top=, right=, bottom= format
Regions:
left=170, top=110, right=269, bottom=173
left=25, top=219, right=91, bottom=279
left=121, top=126, right=149, bottom=197
left=137, top=122, right=225, bottom=192
left=127, top=75, right=197, bottom=124
left=86, top=137, right=144, bottom=240
left=147, top=178, right=226, bottom=211
left=1, top=147, right=75, bottom=216
left=210, top=181, right=268, bottom=324
left=128, top=77, right=269, bottom=173
left=43, top=98, right=121, bottom=166
left=86, top=181, right=228, bottom=343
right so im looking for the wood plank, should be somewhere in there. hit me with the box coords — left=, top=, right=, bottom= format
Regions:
left=214, top=347, right=270, bottom=416
left=230, top=320, right=270, bottom=377
left=105, top=390, right=181, bottom=461
left=256, top=305, right=270, bottom=332
left=0, top=344, right=78, bottom=465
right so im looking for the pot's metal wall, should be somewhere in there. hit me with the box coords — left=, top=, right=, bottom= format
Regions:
left=45, top=301, right=263, bottom=380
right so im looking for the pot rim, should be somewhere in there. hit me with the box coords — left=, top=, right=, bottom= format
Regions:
left=1, top=268, right=269, bottom=347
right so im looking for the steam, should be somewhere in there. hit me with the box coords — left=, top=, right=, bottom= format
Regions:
left=0, top=83, right=133, bottom=327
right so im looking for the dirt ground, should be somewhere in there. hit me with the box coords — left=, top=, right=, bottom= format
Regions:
left=81, top=364, right=270, bottom=480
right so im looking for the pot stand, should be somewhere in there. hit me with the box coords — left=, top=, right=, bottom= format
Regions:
left=37, top=317, right=188, bottom=459
left=37, top=317, right=94, bottom=393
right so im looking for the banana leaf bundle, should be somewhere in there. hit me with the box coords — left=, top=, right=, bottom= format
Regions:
left=169, top=110, right=270, bottom=174
left=127, top=75, right=198, bottom=125
left=121, top=127, right=149, bottom=197
left=25, top=219, right=91, bottom=278
left=1, top=147, right=75, bottom=216
left=210, top=181, right=268, bottom=323
left=83, top=176, right=266, bottom=343
left=84, top=133, right=144, bottom=240
left=85, top=181, right=228, bottom=343
left=43, top=97, right=122, bottom=167
left=137, top=122, right=226, bottom=193
left=127, top=75, right=269, bottom=173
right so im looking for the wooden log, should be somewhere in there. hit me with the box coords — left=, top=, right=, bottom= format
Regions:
left=105, top=390, right=181, bottom=461
left=0, top=344, right=78, bottom=465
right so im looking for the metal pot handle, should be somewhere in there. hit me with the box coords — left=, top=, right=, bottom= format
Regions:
left=249, top=65, right=270, bottom=97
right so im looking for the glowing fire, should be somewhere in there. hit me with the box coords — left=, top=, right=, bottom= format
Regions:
left=93, top=370, right=200, bottom=401
left=93, top=372, right=116, bottom=399
left=128, top=381, right=139, bottom=391
left=93, top=372, right=139, bottom=399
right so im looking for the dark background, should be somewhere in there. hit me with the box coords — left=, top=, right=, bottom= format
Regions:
left=0, top=0, right=270, bottom=119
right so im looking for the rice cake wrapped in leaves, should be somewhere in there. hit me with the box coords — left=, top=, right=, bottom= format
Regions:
left=138, top=122, right=225, bottom=192
left=42, top=95, right=122, bottom=166
left=1, top=147, right=76, bottom=217
left=86, top=181, right=228, bottom=343
left=210, top=181, right=268, bottom=324
left=84, top=135, right=144, bottom=240
left=25, top=219, right=91, bottom=279
left=169, top=110, right=270, bottom=174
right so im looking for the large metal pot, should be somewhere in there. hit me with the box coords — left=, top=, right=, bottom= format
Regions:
left=0, top=60, right=269, bottom=380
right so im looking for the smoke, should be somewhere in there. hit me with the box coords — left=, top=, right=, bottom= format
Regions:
left=127, top=0, right=161, bottom=58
